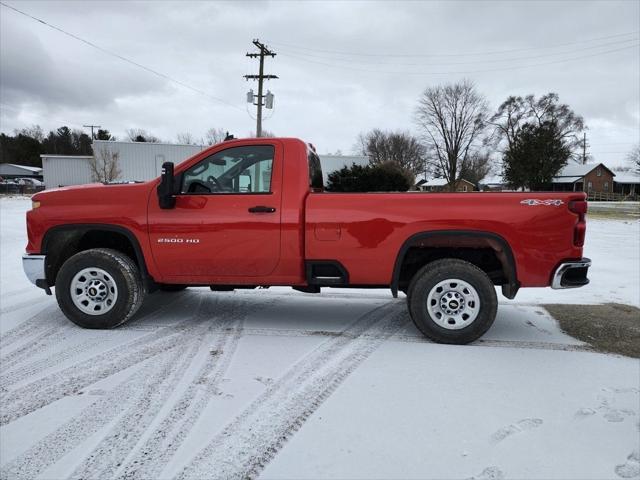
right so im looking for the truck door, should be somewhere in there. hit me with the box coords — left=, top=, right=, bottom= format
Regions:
left=147, top=143, right=282, bottom=279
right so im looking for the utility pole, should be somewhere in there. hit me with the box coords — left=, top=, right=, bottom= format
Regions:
left=582, top=132, right=588, bottom=164
left=83, top=124, right=101, bottom=140
left=244, top=39, right=277, bottom=137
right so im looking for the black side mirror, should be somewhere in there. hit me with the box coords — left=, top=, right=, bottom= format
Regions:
left=158, top=162, right=176, bottom=209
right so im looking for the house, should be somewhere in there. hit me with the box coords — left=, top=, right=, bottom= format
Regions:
left=418, top=178, right=476, bottom=192
left=0, top=163, right=43, bottom=180
left=479, top=174, right=509, bottom=191
left=613, top=171, right=640, bottom=197
left=551, top=163, right=615, bottom=194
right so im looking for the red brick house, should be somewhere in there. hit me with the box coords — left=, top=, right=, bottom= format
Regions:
left=551, top=163, right=615, bottom=194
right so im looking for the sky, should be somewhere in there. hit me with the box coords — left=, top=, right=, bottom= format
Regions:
left=1, top=0, right=639, bottom=167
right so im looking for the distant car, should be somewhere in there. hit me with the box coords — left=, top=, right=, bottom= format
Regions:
left=0, top=179, right=20, bottom=193
left=15, top=178, right=44, bottom=187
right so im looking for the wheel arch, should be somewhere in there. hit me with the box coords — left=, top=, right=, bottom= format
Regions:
left=390, top=230, right=519, bottom=299
left=41, top=224, right=153, bottom=289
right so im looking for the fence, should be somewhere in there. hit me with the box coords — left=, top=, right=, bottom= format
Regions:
left=587, top=191, right=639, bottom=202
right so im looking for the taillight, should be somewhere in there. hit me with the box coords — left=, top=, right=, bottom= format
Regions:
left=574, top=222, right=586, bottom=247
left=569, top=200, right=587, bottom=215
left=569, top=200, right=587, bottom=247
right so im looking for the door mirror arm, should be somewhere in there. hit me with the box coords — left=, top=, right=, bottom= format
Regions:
left=158, top=162, right=177, bottom=209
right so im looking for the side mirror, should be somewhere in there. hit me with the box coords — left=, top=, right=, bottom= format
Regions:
left=158, top=162, right=176, bottom=209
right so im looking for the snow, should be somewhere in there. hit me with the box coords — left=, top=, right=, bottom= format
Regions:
left=554, top=163, right=604, bottom=178
left=1, top=196, right=639, bottom=479
left=613, top=172, right=640, bottom=184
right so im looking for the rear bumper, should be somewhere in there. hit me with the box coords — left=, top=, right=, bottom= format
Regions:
left=22, top=254, right=50, bottom=293
left=551, top=258, right=591, bottom=289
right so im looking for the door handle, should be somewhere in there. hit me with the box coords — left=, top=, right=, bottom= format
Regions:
left=248, top=206, right=276, bottom=213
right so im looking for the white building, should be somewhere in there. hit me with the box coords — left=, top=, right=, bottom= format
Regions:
left=41, top=140, right=369, bottom=189
left=42, top=141, right=205, bottom=188
left=0, top=163, right=43, bottom=179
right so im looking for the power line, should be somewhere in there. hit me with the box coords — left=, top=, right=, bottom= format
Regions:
left=268, top=30, right=640, bottom=58
left=0, top=102, right=84, bottom=129
left=244, top=39, right=278, bottom=137
left=276, top=37, right=638, bottom=67
left=0, top=1, right=243, bottom=111
left=83, top=124, right=101, bottom=139
left=279, top=43, right=639, bottom=76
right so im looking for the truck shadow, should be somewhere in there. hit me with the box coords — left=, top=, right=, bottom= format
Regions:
left=125, top=289, right=588, bottom=353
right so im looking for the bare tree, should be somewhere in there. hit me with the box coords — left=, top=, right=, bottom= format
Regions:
left=357, top=129, right=427, bottom=177
left=14, top=125, right=44, bottom=142
left=458, top=151, right=493, bottom=186
left=205, top=127, right=227, bottom=145
left=489, top=93, right=585, bottom=162
left=415, top=80, right=488, bottom=191
left=126, top=128, right=159, bottom=143
left=89, top=147, right=122, bottom=182
left=628, top=144, right=640, bottom=173
left=176, top=132, right=196, bottom=145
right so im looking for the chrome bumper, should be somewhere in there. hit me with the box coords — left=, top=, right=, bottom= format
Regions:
left=22, top=254, right=50, bottom=293
left=551, top=258, right=591, bottom=289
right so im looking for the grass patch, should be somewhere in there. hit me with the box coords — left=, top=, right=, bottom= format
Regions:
left=587, top=211, right=640, bottom=221
left=544, top=303, right=640, bottom=358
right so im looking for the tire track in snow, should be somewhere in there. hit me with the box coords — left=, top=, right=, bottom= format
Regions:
left=168, top=325, right=592, bottom=353
left=116, top=297, right=255, bottom=480
left=0, top=325, right=67, bottom=372
left=0, top=304, right=62, bottom=351
left=0, top=293, right=203, bottom=425
left=0, top=295, right=50, bottom=315
left=0, top=293, right=187, bottom=389
left=0, top=287, right=32, bottom=299
left=175, top=301, right=407, bottom=480
left=0, top=293, right=209, bottom=479
left=0, top=344, right=195, bottom=480
left=67, top=332, right=206, bottom=480
left=72, top=295, right=257, bottom=480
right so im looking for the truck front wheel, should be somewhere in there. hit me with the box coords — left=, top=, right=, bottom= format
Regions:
left=55, top=248, right=145, bottom=329
left=407, top=259, right=497, bottom=344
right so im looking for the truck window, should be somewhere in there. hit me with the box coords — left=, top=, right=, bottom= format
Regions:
left=308, top=149, right=323, bottom=191
left=181, top=145, right=274, bottom=194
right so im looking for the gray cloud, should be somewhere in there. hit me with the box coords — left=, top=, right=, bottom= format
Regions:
left=0, top=0, right=638, bottom=164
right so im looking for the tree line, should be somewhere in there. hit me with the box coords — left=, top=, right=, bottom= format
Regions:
left=0, top=125, right=229, bottom=168
left=336, top=82, right=609, bottom=192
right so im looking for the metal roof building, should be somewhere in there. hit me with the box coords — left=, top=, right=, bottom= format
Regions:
left=0, top=163, right=43, bottom=179
left=42, top=141, right=205, bottom=188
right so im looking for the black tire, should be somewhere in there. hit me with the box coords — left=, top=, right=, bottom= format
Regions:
left=158, top=284, right=188, bottom=292
left=407, top=258, right=497, bottom=344
left=55, top=248, right=145, bottom=329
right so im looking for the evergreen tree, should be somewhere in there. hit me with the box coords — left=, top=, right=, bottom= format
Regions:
left=503, top=121, right=571, bottom=191
left=326, top=162, right=412, bottom=192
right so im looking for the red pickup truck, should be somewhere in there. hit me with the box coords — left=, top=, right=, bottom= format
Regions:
left=23, top=137, right=590, bottom=344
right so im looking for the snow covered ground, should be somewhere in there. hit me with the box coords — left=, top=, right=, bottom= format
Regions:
left=1, top=196, right=638, bottom=480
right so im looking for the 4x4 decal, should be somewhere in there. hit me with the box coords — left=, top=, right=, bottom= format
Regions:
left=520, top=199, right=564, bottom=206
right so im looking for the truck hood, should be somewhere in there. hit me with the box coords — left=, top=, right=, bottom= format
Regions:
left=32, top=181, right=155, bottom=207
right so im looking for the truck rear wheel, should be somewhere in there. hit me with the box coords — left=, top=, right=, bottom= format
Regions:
left=55, top=248, right=145, bottom=329
left=407, top=259, right=497, bottom=344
